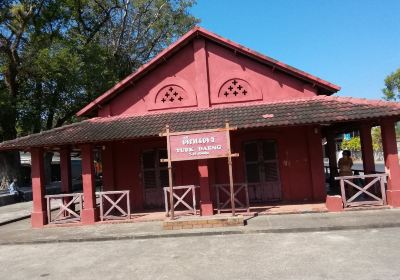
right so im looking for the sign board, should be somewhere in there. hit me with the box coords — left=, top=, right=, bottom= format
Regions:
left=169, top=130, right=229, bottom=161
left=160, top=124, right=239, bottom=219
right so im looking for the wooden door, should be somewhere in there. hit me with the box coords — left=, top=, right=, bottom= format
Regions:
left=244, top=140, right=281, bottom=203
left=141, top=149, right=168, bottom=208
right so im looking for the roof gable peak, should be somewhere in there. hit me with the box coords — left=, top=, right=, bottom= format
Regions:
left=77, top=26, right=340, bottom=117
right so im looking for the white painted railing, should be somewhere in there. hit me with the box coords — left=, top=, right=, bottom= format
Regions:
left=214, top=183, right=250, bottom=214
left=163, top=185, right=198, bottom=216
left=98, top=190, right=131, bottom=221
left=45, top=193, right=83, bottom=224
left=335, top=174, right=388, bottom=207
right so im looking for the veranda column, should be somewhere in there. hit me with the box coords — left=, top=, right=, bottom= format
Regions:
left=326, top=131, right=338, bottom=175
left=31, top=147, right=47, bottom=228
left=198, top=159, right=213, bottom=215
left=60, top=147, right=72, bottom=217
left=381, top=119, right=400, bottom=207
left=80, top=144, right=98, bottom=224
left=359, top=124, right=375, bottom=174
left=101, top=143, right=115, bottom=191
left=60, top=147, right=72, bottom=193
left=307, top=126, right=326, bottom=201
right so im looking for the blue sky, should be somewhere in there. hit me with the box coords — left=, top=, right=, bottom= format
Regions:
left=190, top=0, right=400, bottom=99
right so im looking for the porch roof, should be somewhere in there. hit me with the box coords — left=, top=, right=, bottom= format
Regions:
left=1, top=96, right=399, bottom=150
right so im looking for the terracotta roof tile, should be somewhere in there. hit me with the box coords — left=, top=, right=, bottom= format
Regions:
left=1, top=96, right=400, bottom=150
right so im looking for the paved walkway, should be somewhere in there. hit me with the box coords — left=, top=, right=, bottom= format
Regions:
left=0, top=208, right=399, bottom=245
left=0, top=201, right=328, bottom=226
left=0, top=201, right=34, bottom=225
left=2, top=227, right=399, bottom=280
left=0, top=200, right=63, bottom=226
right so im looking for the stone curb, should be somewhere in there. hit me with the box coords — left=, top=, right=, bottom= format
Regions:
left=2, top=222, right=400, bottom=246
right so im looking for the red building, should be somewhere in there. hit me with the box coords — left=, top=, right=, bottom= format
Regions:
left=1, top=27, right=400, bottom=227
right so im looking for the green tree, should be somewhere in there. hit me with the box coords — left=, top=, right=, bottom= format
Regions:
left=371, top=127, right=382, bottom=152
left=341, top=132, right=383, bottom=152
left=383, top=68, right=400, bottom=101
left=341, top=136, right=361, bottom=152
left=0, top=0, right=199, bottom=180
left=341, top=129, right=384, bottom=161
left=0, top=1, right=50, bottom=179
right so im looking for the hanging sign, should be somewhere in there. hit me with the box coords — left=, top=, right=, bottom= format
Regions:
left=160, top=124, right=239, bottom=219
left=169, top=130, right=229, bottom=161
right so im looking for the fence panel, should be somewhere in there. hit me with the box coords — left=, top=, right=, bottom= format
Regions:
left=98, top=190, right=131, bottom=221
left=214, top=183, right=250, bottom=214
left=335, top=174, right=387, bottom=207
left=45, top=193, right=83, bottom=224
left=163, top=185, right=198, bottom=216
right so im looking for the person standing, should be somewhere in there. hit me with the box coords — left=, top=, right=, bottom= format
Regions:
left=338, top=150, right=354, bottom=198
left=338, top=150, right=353, bottom=177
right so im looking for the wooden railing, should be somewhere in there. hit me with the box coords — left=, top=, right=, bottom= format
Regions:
left=45, top=193, right=83, bottom=224
left=334, top=174, right=388, bottom=207
left=163, top=185, right=198, bottom=216
left=214, top=183, right=250, bottom=214
left=324, top=166, right=386, bottom=176
left=98, top=190, right=131, bottom=221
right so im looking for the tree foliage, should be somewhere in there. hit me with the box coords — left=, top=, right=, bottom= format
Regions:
left=341, top=127, right=383, bottom=156
left=341, top=136, right=361, bottom=152
left=383, top=68, right=400, bottom=101
left=371, top=126, right=382, bottom=152
left=0, top=0, right=199, bottom=179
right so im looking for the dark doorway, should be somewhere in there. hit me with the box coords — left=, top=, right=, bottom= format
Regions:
left=244, top=140, right=281, bottom=202
left=141, top=149, right=168, bottom=208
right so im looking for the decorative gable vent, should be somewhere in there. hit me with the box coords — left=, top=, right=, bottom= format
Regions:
left=157, top=85, right=185, bottom=104
left=211, top=74, right=262, bottom=105
left=147, top=77, right=197, bottom=111
left=219, top=79, right=250, bottom=98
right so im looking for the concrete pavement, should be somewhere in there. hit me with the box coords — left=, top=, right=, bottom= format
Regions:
left=0, top=200, right=62, bottom=226
left=0, top=201, right=34, bottom=225
left=0, top=208, right=399, bottom=245
left=1, top=227, right=400, bottom=280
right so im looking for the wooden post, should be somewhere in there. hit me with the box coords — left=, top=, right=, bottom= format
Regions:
left=339, top=179, right=347, bottom=207
left=226, top=123, right=235, bottom=216
left=380, top=176, right=387, bottom=205
left=126, top=191, right=131, bottom=219
left=165, top=125, right=175, bottom=219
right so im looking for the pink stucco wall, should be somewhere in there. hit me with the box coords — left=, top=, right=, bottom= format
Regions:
left=101, top=125, right=325, bottom=210
left=98, top=38, right=318, bottom=118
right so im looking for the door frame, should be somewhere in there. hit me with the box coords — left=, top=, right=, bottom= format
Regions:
left=141, top=148, right=168, bottom=208
left=242, top=138, right=282, bottom=203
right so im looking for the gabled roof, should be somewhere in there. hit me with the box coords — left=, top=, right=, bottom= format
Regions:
left=77, top=26, right=341, bottom=117
left=2, top=96, right=399, bottom=150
